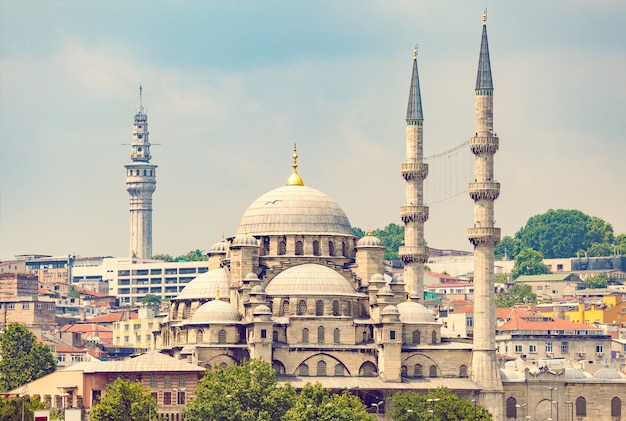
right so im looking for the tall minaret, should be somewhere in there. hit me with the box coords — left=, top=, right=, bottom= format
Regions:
left=399, top=46, right=429, bottom=301
left=467, top=11, right=503, bottom=419
left=125, top=86, right=157, bottom=259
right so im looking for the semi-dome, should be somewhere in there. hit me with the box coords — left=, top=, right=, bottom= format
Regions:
left=192, top=300, right=241, bottom=323
left=175, top=267, right=230, bottom=300
left=397, top=301, right=436, bottom=323
left=236, top=185, right=353, bottom=237
left=265, top=264, right=360, bottom=296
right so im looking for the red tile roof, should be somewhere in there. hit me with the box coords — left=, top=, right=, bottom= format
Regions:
left=86, top=311, right=136, bottom=323
left=498, top=315, right=603, bottom=332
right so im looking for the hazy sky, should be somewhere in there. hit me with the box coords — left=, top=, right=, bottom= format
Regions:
left=1, top=1, right=625, bottom=261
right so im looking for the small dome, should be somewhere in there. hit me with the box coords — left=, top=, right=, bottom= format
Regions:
left=564, top=368, right=589, bottom=380
left=176, top=268, right=230, bottom=300
left=265, top=264, right=360, bottom=297
left=593, top=367, right=625, bottom=379
left=232, top=233, right=259, bottom=247
left=377, top=286, right=393, bottom=296
left=192, top=300, right=241, bottom=323
left=381, top=305, right=400, bottom=316
left=209, top=239, right=228, bottom=254
left=370, top=274, right=385, bottom=284
left=499, top=369, right=524, bottom=381
left=253, top=305, right=272, bottom=316
left=397, top=301, right=436, bottom=323
left=357, top=234, right=383, bottom=248
left=250, top=285, right=266, bottom=294
left=245, top=273, right=260, bottom=282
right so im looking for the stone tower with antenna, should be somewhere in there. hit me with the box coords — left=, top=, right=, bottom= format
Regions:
left=467, top=11, right=504, bottom=419
left=125, top=86, right=157, bottom=259
left=399, top=46, right=429, bottom=301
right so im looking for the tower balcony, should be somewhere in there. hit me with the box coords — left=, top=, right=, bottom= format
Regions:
left=399, top=246, right=429, bottom=264
left=400, top=162, right=428, bottom=181
left=400, top=205, right=429, bottom=223
left=468, top=182, right=500, bottom=201
left=469, top=136, right=499, bottom=155
left=467, top=227, right=501, bottom=246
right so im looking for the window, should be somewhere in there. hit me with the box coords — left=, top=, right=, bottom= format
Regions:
left=317, top=326, right=325, bottom=343
left=561, top=342, right=569, bottom=353
left=334, top=364, right=345, bottom=376
left=295, top=241, right=303, bottom=256
left=506, top=397, right=517, bottom=419
left=261, top=329, right=267, bottom=339
left=414, top=364, right=423, bottom=377
left=218, top=329, right=226, bottom=344
left=514, top=344, right=523, bottom=353
left=178, top=376, right=185, bottom=386
left=278, top=239, right=286, bottom=255
left=576, top=397, right=586, bottom=417
left=328, top=241, right=335, bottom=256
left=302, top=328, right=309, bottom=343
left=467, top=316, right=473, bottom=327
left=459, top=365, right=468, bottom=377
left=596, top=345, right=604, bottom=353
left=163, top=392, right=172, bottom=406
left=151, top=375, right=157, bottom=388
left=57, top=354, right=66, bottom=362
left=611, top=397, right=621, bottom=418
left=299, top=364, right=309, bottom=376
left=197, top=330, right=203, bottom=343
left=297, top=300, right=307, bottom=316
left=47, top=303, right=53, bottom=310
left=545, top=342, right=553, bottom=353
left=429, top=365, right=438, bottom=377
left=316, top=300, right=324, bottom=316
left=390, top=330, right=396, bottom=340
left=273, top=331, right=278, bottom=341
left=334, top=328, right=340, bottom=344
left=125, top=325, right=130, bottom=331
left=313, top=241, right=321, bottom=256
left=431, top=331, right=437, bottom=344
left=177, top=391, right=185, bottom=405
left=36, top=303, right=42, bottom=310
left=7, top=304, right=14, bottom=310
left=412, top=330, right=421, bottom=344
left=360, top=362, right=376, bottom=377
left=281, top=300, right=290, bottom=316
left=317, top=360, right=327, bottom=376
left=537, top=286, right=543, bottom=291
left=332, top=300, right=340, bottom=316
left=529, top=344, right=537, bottom=353
left=164, top=376, right=171, bottom=388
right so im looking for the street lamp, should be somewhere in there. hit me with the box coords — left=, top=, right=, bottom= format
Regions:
left=371, top=400, right=384, bottom=417
left=471, top=399, right=477, bottom=420
left=565, top=401, right=574, bottom=421
left=427, top=398, right=440, bottom=421
left=19, top=394, right=28, bottom=421
left=544, top=387, right=558, bottom=421
left=515, top=403, right=527, bottom=420
left=407, top=409, right=422, bottom=420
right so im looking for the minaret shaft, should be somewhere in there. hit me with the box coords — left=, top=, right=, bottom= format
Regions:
left=399, top=54, right=429, bottom=300
left=125, top=87, right=157, bottom=259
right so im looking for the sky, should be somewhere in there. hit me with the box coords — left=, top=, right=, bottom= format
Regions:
left=1, top=1, right=625, bottom=261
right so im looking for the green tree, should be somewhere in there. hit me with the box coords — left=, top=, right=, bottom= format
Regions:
left=585, top=273, right=609, bottom=289
left=495, top=282, right=537, bottom=308
left=494, top=236, right=522, bottom=260
left=511, top=248, right=550, bottom=279
left=151, top=253, right=175, bottom=262
left=176, top=249, right=208, bottom=261
left=283, top=383, right=376, bottom=421
left=390, top=387, right=492, bottom=421
left=585, top=242, right=614, bottom=257
left=184, top=359, right=296, bottom=421
left=90, top=378, right=156, bottom=421
left=616, top=234, right=626, bottom=255
left=0, top=323, right=56, bottom=392
left=352, top=227, right=366, bottom=238
left=139, top=294, right=162, bottom=306
left=0, top=395, right=48, bottom=421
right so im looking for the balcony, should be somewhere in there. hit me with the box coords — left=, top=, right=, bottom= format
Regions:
left=468, top=181, right=500, bottom=201
left=400, top=162, right=428, bottom=180
left=467, top=227, right=500, bottom=246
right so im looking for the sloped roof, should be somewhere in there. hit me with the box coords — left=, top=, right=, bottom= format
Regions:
left=498, top=315, right=603, bottom=332
left=516, top=273, right=581, bottom=282
left=86, top=311, right=137, bottom=323
left=64, top=351, right=205, bottom=373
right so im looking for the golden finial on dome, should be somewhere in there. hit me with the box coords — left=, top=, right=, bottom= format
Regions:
left=367, top=226, right=372, bottom=236
left=483, top=8, right=487, bottom=24
left=221, top=232, right=225, bottom=242
left=414, top=45, right=417, bottom=59
left=407, top=287, right=412, bottom=302
left=286, top=143, right=304, bottom=186
left=215, top=288, right=220, bottom=300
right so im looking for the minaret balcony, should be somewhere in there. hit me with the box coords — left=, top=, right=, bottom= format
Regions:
left=467, top=227, right=501, bottom=246
left=469, top=136, right=499, bottom=155
left=399, top=246, right=429, bottom=264
left=468, top=182, right=500, bottom=201
left=400, top=162, right=428, bottom=181
left=400, top=205, right=429, bottom=223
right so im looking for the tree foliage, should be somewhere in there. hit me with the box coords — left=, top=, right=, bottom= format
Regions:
left=0, top=323, right=56, bottom=392
left=390, top=387, right=492, bottom=421
left=0, top=394, right=47, bottom=421
left=495, top=282, right=537, bottom=308
left=283, top=383, right=376, bottom=421
left=153, top=250, right=207, bottom=262
left=184, top=359, right=296, bottom=421
left=585, top=273, right=609, bottom=289
left=353, top=224, right=405, bottom=260
left=151, top=253, right=175, bottom=262
left=90, top=378, right=156, bottom=421
left=139, top=294, right=162, bottom=306
left=494, top=236, right=522, bottom=260
left=511, top=248, right=550, bottom=279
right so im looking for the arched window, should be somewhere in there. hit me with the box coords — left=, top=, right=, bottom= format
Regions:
left=272, top=361, right=286, bottom=375
left=342, top=242, right=347, bottom=256
left=459, top=365, right=468, bottom=378
left=317, top=360, right=327, bottom=376
left=611, top=397, right=621, bottom=417
left=281, top=300, right=289, bottom=316
left=272, top=331, right=278, bottom=342
left=334, top=364, right=345, bottom=376
left=431, top=330, right=437, bottom=344
left=218, top=329, right=226, bottom=344
left=297, top=300, right=307, bottom=315
left=316, top=300, right=324, bottom=316
left=196, top=330, right=203, bottom=344
left=295, top=241, right=303, bottom=256
left=344, top=301, right=352, bottom=316
left=317, top=326, right=325, bottom=343
left=302, top=328, right=309, bottom=343
left=334, top=328, right=340, bottom=344
left=329, top=241, right=335, bottom=256
left=401, top=365, right=408, bottom=377
left=412, top=330, right=421, bottom=344
left=313, top=240, right=321, bottom=256
left=332, top=300, right=340, bottom=316
left=263, top=237, right=270, bottom=254
left=506, top=397, right=517, bottom=419
left=299, top=364, right=309, bottom=376
left=414, top=364, right=423, bottom=377
left=362, top=330, right=369, bottom=343
left=429, top=365, right=438, bottom=377
left=278, top=238, right=286, bottom=255
left=576, top=397, right=586, bottom=417
left=359, top=362, right=376, bottom=377
left=219, top=362, right=228, bottom=368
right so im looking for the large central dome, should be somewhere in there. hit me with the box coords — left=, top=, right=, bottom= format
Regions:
left=236, top=184, right=353, bottom=236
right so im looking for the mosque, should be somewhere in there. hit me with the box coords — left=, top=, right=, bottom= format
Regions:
left=150, top=13, right=625, bottom=421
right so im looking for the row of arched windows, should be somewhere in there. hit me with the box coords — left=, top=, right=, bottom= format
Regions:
left=287, top=299, right=355, bottom=317
left=505, top=396, right=621, bottom=418
left=275, top=238, right=352, bottom=257
left=297, top=361, right=376, bottom=377
left=301, top=327, right=341, bottom=344
left=127, top=169, right=154, bottom=177
left=409, top=330, right=437, bottom=345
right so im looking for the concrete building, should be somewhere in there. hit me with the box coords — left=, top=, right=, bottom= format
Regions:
left=0, top=273, right=56, bottom=333
left=125, top=86, right=157, bottom=259
left=516, top=273, right=585, bottom=299
left=113, top=306, right=163, bottom=350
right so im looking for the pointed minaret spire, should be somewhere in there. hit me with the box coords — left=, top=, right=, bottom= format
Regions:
left=139, top=85, right=144, bottom=113
left=399, top=46, right=429, bottom=301
left=286, top=143, right=304, bottom=186
left=476, top=9, right=493, bottom=90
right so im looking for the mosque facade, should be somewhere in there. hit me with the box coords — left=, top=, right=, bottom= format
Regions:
left=153, top=15, right=625, bottom=421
